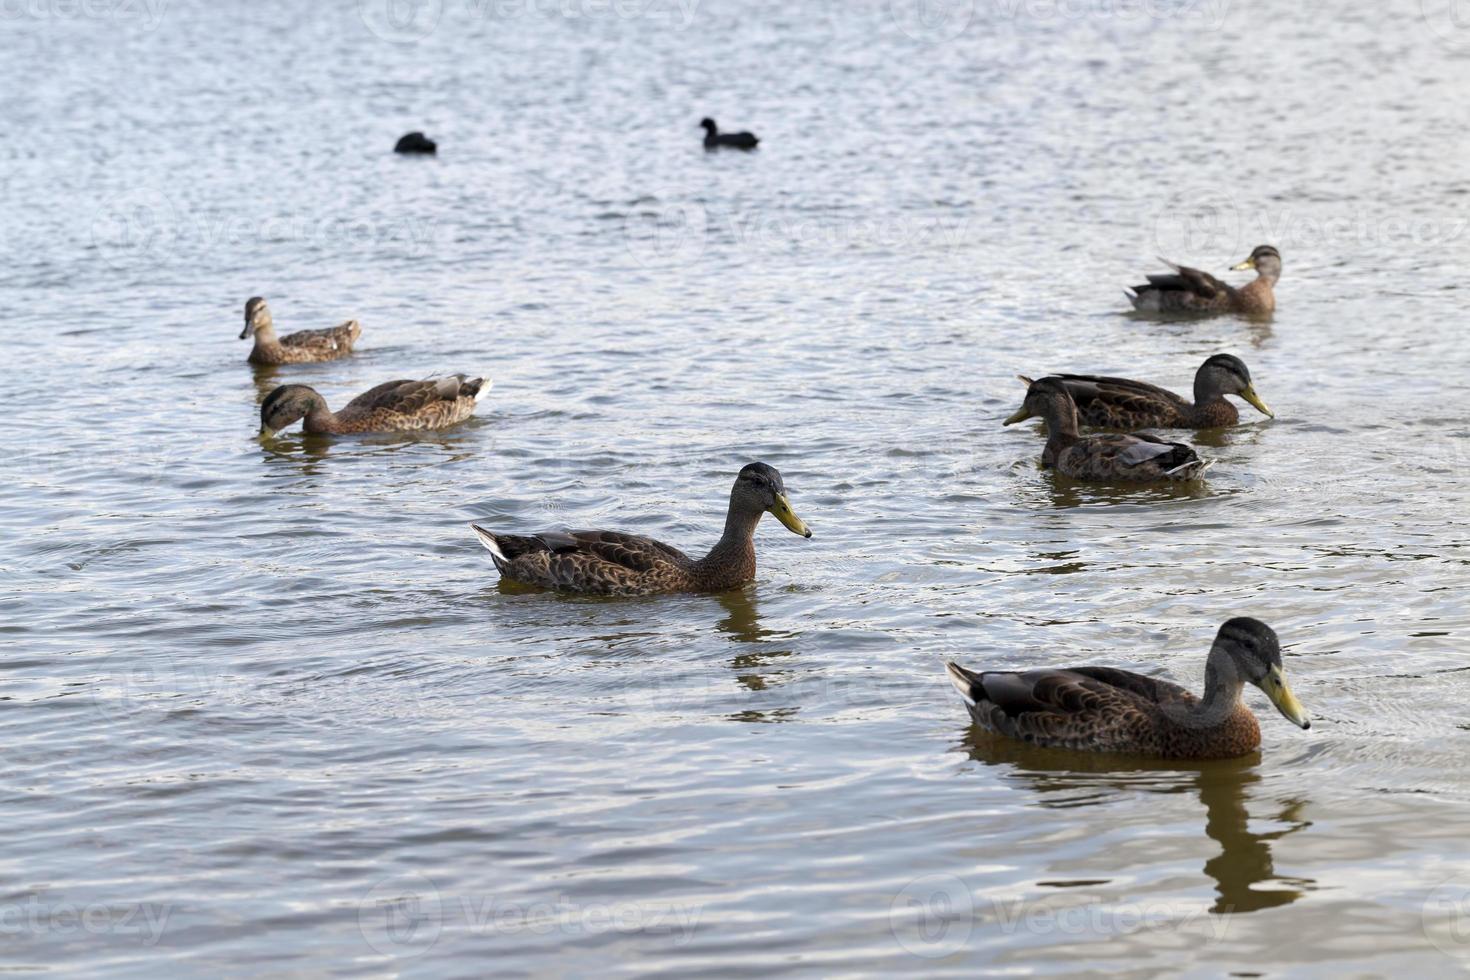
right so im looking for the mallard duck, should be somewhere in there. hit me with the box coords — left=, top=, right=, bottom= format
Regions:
left=700, top=118, right=759, bottom=150
left=1127, top=245, right=1281, bottom=315
left=945, top=617, right=1311, bottom=759
left=240, top=297, right=361, bottom=365
left=394, top=131, right=437, bottom=155
left=1014, top=354, right=1274, bottom=430
left=470, top=462, right=812, bottom=596
left=259, top=375, right=488, bottom=437
left=1005, top=378, right=1210, bottom=482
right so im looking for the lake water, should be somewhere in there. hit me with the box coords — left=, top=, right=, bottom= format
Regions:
left=6, top=0, right=1470, bottom=974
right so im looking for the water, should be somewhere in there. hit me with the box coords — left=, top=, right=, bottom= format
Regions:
left=5, top=0, right=1470, bottom=973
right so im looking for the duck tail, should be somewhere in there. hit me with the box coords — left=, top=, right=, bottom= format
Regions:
left=945, top=661, right=984, bottom=702
left=1017, top=374, right=1035, bottom=387
left=469, top=523, right=509, bottom=567
left=462, top=376, right=493, bottom=400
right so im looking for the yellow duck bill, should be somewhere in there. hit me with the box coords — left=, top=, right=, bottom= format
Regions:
left=770, top=493, right=812, bottom=538
left=1261, top=665, right=1311, bottom=729
left=1003, top=406, right=1033, bottom=425
left=1241, top=384, right=1274, bottom=418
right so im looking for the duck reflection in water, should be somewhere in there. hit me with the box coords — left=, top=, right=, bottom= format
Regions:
left=959, top=729, right=1313, bottom=914
left=714, top=586, right=793, bottom=698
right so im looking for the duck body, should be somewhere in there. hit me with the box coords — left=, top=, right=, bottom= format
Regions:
left=395, top=131, right=437, bottom=154
left=241, top=298, right=360, bottom=365
left=1007, top=378, right=1210, bottom=482
left=947, top=662, right=1261, bottom=759
left=1127, top=245, right=1280, bottom=316
left=700, top=117, right=758, bottom=150
left=945, top=618, right=1311, bottom=760
left=1017, top=354, right=1274, bottom=430
left=471, top=462, right=812, bottom=596
left=259, top=376, right=488, bottom=437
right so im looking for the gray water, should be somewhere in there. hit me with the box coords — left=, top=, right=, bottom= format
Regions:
left=6, top=0, right=1470, bottom=974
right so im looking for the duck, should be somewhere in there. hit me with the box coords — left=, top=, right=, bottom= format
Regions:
left=945, top=617, right=1312, bottom=759
left=394, top=131, right=437, bottom=154
left=1005, top=377, right=1210, bottom=482
left=700, top=118, right=759, bottom=150
left=240, top=297, right=361, bottom=365
left=1014, top=354, right=1274, bottom=430
left=470, top=462, right=812, bottom=596
left=1127, top=245, right=1281, bottom=315
left=259, top=375, right=488, bottom=437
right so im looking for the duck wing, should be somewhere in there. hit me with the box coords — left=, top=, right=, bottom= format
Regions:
left=279, top=320, right=361, bottom=354
left=471, top=525, right=691, bottom=594
left=343, top=375, right=481, bottom=414
left=946, top=662, right=1179, bottom=752
left=1058, top=432, right=1209, bottom=481
left=1047, top=374, right=1190, bottom=428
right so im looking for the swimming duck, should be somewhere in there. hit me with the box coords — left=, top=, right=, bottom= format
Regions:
left=240, top=297, right=361, bottom=365
left=700, top=118, right=759, bottom=150
left=1015, top=354, right=1274, bottom=430
left=259, top=375, right=488, bottom=437
left=1005, top=378, right=1210, bottom=482
left=470, top=462, right=811, bottom=596
left=945, top=617, right=1311, bottom=759
left=394, top=132, right=437, bottom=154
left=1127, top=245, right=1281, bottom=315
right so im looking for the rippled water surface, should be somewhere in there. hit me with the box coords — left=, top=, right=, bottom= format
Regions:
left=6, top=0, right=1470, bottom=974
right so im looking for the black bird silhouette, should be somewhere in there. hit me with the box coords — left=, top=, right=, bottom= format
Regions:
left=394, top=132, right=437, bottom=155
left=700, top=118, right=758, bottom=150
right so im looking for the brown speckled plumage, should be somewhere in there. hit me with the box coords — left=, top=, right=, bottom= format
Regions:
left=945, top=618, right=1311, bottom=760
left=470, top=462, right=813, bottom=596
left=259, top=376, right=488, bottom=436
left=1015, top=354, right=1274, bottom=430
left=1007, top=378, right=1211, bottom=482
left=241, top=297, right=361, bottom=365
left=1127, top=246, right=1280, bottom=316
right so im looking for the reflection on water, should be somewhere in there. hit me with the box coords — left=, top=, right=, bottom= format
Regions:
left=960, top=728, right=1312, bottom=916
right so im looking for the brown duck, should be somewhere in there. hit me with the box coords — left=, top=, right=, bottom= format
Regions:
left=1005, top=378, right=1210, bottom=482
left=1127, top=245, right=1281, bottom=315
left=470, top=462, right=812, bottom=596
left=259, top=376, right=488, bottom=437
left=1014, top=354, right=1274, bottom=430
left=240, top=297, right=361, bottom=365
left=945, top=618, right=1312, bottom=759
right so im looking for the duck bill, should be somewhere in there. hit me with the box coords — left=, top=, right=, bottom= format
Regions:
left=1230, top=256, right=1257, bottom=271
left=1241, top=384, right=1275, bottom=418
left=1262, top=665, right=1310, bottom=729
left=770, top=493, right=812, bottom=538
left=258, top=425, right=277, bottom=439
left=1003, top=406, right=1033, bottom=426
left=240, top=322, right=255, bottom=340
